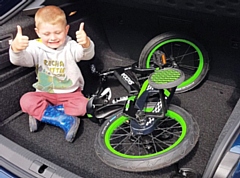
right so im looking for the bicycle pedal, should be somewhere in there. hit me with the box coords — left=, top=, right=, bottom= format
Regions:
left=148, top=68, right=185, bottom=89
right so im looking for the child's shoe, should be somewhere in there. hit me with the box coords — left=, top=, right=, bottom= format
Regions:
left=41, top=105, right=80, bottom=142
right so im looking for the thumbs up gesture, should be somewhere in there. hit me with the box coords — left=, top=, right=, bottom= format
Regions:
left=76, top=22, right=90, bottom=48
left=11, top=25, right=29, bottom=52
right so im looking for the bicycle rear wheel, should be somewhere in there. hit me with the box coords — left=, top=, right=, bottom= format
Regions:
left=94, top=104, right=199, bottom=172
left=138, top=32, right=209, bottom=93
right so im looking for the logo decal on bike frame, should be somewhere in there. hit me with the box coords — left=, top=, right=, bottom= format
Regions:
left=121, top=73, right=134, bottom=85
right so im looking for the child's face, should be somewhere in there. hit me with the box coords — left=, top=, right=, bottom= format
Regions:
left=35, top=23, right=69, bottom=49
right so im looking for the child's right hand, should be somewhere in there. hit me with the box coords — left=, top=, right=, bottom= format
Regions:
left=11, top=25, right=29, bottom=52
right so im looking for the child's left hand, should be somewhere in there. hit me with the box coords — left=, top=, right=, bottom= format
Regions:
left=76, top=22, right=90, bottom=48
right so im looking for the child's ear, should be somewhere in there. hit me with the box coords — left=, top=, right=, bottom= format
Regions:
left=65, top=25, right=70, bottom=34
left=35, top=28, right=41, bottom=38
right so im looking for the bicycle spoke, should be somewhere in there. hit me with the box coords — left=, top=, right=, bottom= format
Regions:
left=152, top=136, right=175, bottom=147
left=174, top=51, right=198, bottom=60
left=102, top=109, right=191, bottom=159
left=110, top=119, right=182, bottom=155
left=147, top=133, right=177, bottom=145
left=122, top=136, right=141, bottom=155
left=111, top=135, right=129, bottom=149
left=156, top=117, right=173, bottom=125
left=148, top=134, right=166, bottom=151
left=179, top=45, right=191, bottom=63
left=158, top=127, right=181, bottom=138
left=153, top=46, right=199, bottom=71
left=111, top=133, right=129, bottom=140
left=150, top=133, right=159, bottom=153
left=178, top=64, right=198, bottom=71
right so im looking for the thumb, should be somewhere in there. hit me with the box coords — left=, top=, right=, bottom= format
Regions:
left=79, top=22, right=84, bottom=32
left=17, top=25, right=22, bottom=36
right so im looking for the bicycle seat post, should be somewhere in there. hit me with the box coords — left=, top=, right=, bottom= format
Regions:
left=159, top=88, right=167, bottom=114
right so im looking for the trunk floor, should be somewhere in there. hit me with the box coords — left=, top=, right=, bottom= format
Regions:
left=1, top=79, right=239, bottom=178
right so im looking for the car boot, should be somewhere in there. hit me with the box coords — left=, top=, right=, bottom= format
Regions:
left=28, top=105, right=64, bottom=132
left=41, top=105, right=80, bottom=142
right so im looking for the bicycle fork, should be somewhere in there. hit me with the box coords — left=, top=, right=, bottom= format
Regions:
left=124, top=68, right=185, bottom=136
left=127, top=89, right=174, bottom=136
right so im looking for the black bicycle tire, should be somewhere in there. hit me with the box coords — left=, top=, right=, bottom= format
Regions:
left=138, top=32, right=209, bottom=93
left=94, top=104, right=200, bottom=172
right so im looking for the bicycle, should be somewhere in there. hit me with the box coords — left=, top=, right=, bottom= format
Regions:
left=85, top=32, right=207, bottom=172
left=86, top=31, right=209, bottom=119
left=92, top=67, right=200, bottom=172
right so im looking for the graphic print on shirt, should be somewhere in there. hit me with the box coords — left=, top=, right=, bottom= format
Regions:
left=33, top=59, right=73, bottom=93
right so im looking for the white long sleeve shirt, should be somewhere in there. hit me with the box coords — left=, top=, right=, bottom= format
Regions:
left=9, top=36, right=95, bottom=93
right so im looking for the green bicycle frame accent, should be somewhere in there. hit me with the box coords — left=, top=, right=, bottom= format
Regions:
left=138, top=79, right=171, bottom=99
left=125, top=96, right=136, bottom=110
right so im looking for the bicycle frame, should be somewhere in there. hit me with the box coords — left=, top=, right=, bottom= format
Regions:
left=91, top=62, right=156, bottom=97
left=87, top=63, right=176, bottom=129
left=93, top=32, right=204, bottom=172
left=120, top=79, right=179, bottom=136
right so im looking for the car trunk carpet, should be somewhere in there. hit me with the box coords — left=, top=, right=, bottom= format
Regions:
left=0, top=79, right=239, bottom=178
left=1, top=4, right=240, bottom=177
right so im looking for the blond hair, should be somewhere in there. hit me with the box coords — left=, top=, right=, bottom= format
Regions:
left=35, top=5, right=67, bottom=28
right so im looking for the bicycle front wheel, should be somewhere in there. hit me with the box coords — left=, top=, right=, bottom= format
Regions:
left=139, top=32, right=209, bottom=93
left=94, top=104, right=199, bottom=172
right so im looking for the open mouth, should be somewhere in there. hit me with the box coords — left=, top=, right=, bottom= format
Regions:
left=47, top=41, right=61, bottom=48
left=48, top=41, right=60, bottom=45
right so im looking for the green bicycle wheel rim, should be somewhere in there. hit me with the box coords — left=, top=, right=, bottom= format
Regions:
left=145, top=39, right=204, bottom=89
left=104, top=110, right=187, bottom=159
